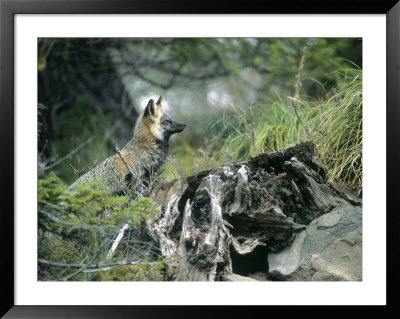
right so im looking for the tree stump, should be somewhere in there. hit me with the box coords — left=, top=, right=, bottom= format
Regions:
left=146, top=142, right=361, bottom=281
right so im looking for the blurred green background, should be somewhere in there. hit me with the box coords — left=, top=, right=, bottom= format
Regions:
left=38, top=38, right=362, bottom=195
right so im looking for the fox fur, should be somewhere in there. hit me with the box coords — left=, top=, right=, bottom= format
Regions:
left=67, top=96, right=186, bottom=195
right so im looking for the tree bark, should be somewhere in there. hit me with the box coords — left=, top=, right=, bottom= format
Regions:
left=147, top=142, right=361, bottom=281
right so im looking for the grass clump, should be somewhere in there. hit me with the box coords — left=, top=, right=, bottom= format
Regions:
left=214, top=68, right=362, bottom=195
left=314, top=69, right=362, bottom=195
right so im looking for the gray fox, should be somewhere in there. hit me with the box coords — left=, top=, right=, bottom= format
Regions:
left=67, top=96, right=186, bottom=196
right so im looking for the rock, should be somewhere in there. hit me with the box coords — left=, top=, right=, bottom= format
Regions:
left=221, top=273, right=259, bottom=281
left=268, top=231, right=305, bottom=278
left=248, top=272, right=271, bottom=281
left=317, top=212, right=341, bottom=228
left=268, top=205, right=362, bottom=281
left=310, top=229, right=362, bottom=281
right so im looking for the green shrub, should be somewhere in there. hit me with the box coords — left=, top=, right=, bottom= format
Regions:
left=38, top=172, right=165, bottom=281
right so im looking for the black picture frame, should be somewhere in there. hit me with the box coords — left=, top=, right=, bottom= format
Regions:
left=1, top=0, right=399, bottom=317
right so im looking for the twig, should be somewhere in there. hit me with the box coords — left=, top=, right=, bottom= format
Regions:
left=115, top=146, right=135, bottom=176
left=44, top=136, right=94, bottom=171
left=168, top=156, right=186, bottom=178
left=55, top=239, right=106, bottom=281
left=288, top=99, right=312, bottom=138
left=38, top=258, right=168, bottom=269
left=165, top=162, right=177, bottom=180
left=39, top=258, right=174, bottom=277
left=55, top=260, right=92, bottom=281
left=107, top=223, right=130, bottom=259
left=288, top=45, right=312, bottom=138
left=294, top=45, right=308, bottom=102
left=38, top=209, right=119, bottom=232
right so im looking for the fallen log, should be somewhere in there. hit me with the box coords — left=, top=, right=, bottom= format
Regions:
left=147, top=142, right=361, bottom=281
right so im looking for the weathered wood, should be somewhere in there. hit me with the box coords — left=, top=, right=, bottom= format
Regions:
left=147, top=142, right=361, bottom=281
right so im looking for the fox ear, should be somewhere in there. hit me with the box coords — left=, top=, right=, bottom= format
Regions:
left=144, top=99, right=157, bottom=118
left=156, top=96, right=162, bottom=106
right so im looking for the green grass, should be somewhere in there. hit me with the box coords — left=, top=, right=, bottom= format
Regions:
left=314, top=69, right=362, bottom=195
left=212, top=98, right=319, bottom=162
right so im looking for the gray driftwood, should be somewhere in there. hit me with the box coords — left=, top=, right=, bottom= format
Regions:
left=146, top=142, right=361, bottom=281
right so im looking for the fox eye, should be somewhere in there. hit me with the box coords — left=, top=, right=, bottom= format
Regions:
left=162, top=120, right=171, bottom=125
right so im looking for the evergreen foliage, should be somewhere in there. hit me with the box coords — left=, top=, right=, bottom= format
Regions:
left=38, top=172, right=164, bottom=281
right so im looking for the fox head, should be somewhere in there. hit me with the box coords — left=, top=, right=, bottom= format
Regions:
left=141, top=96, right=186, bottom=142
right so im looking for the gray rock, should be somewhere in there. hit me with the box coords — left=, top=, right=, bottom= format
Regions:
left=221, top=273, right=258, bottom=281
left=268, top=231, right=305, bottom=278
left=311, top=229, right=362, bottom=281
left=248, top=272, right=270, bottom=281
left=317, top=212, right=341, bottom=228
left=268, top=205, right=362, bottom=281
